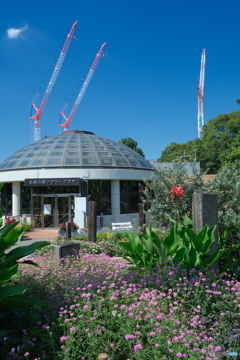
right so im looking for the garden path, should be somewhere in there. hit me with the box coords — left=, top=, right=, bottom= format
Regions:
left=8, top=229, right=58, bottom=251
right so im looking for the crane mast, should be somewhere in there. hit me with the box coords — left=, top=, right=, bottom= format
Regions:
left=30, top=21, right=78, bottom=142
left=197, top=49, right=206, bottom=138
left=59, top=42, right=107, bottom=131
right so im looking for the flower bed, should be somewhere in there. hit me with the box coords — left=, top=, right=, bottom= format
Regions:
left=1, top=248, right=240, bottom=360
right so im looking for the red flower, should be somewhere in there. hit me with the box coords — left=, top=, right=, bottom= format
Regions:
left=170, top=186, right=185, bottom=198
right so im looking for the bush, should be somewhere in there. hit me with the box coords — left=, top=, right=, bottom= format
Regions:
left=143, top=162, right=204, bottom=227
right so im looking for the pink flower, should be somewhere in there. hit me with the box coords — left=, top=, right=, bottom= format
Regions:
left=176, top=353, right=183, bottom=358
left=60, top=336, right=69, bottom=342
left=149, top=332, right=156, bottom=336
left=155, top=344, right=160, bottom=348
left=70, top=327, right=76, bottom=333
left=110, top=344, right=114, bottom=347
left=134, top=344, right=143, bottom=352
left=83, top=305, right=89, bottom=311
left=125, top=334, right=136, bottom=339
left=24, top=353, right=30, bottom=357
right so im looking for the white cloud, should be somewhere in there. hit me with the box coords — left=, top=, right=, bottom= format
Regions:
left=7, top=25, right=28, bottom=39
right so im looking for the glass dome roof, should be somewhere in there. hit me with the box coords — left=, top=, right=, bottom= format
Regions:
left=0, top=130, right=152, bottom=171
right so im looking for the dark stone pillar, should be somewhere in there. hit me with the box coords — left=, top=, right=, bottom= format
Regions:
left=88, top=201, right=97, bottom=242
left=192, top=193, right=219, bottom=272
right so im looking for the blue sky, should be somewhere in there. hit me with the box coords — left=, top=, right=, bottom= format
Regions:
left=1, top=0, right=240, bottom=163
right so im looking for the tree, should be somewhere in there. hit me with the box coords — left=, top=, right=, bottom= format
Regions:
left=119, top=137, right=145, bottom=157
left=158, top=111, right=240, bottom=174
left=158, top=139, right=201, bottom=163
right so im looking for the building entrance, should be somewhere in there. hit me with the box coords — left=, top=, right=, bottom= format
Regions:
left=32, top=194, right=75, bottom=229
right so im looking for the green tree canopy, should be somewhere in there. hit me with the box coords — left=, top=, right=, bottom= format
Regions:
left=158, top=111, right=240, bottom=174
left=119, top=137, right=145, bottom=157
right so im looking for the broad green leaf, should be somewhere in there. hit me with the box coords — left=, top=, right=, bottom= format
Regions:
left=119, top=242, right=135, bottom=255
left=185, top=228, right=204, bottom=253
left=188, top=246, right=199, bottom=268
left=203, top=238, right=212, bottom=254
left=197, top=225, right=209, bottom=244
left=163, top=226, right=176, bottom=248
left=0, top=226, right=27, bottom=255
left=204, top=244, right=240, bottom=268
left=0, top=222, right=19, bottom=239
left=2, top=241, right=50, bottom=269
left=163, top=225, right=181, bottom=254
left=0, top=264, right=19, bottom=285
left=173, top=247, right=187, bottom=264
left=207, top=226, right=217, bottom=246
left=0, top=285, right=28, bottom=303
left=152, top=239, right=168, bottom=262
left=20, top=260, right=40, bottom=267
left=0, top=295, right=43, bottom=310
left=219, top=227, right=234, bottom=247
left=0, top=330, right=9, bottom=336
left=182, top=214, right=193, bottom=228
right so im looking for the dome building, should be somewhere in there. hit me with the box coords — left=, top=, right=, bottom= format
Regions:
left=0, top=130, right=153, bottom=229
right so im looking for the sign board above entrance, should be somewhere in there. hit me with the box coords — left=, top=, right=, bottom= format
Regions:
left=24, top=178, right=84, bottom=186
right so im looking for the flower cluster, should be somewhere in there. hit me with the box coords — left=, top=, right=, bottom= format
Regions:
left=4, top=216, right=16, bottom=225
left=60, top=222, right=79, bottom=231
left=170, top=185, right=185, bottom=200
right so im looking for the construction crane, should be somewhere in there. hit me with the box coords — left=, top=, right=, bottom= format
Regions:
left=59, top=42, right=107, bottom=131
left=197, top=49, right=206, bottom=138
left=30, top=20, right=78, bottom=142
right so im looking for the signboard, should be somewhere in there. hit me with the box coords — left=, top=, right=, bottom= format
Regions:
left=44, top=204, right=51, bottom=215
left=24, top=178, right=84, bottom=186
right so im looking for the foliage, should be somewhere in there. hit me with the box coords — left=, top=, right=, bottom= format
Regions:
left=205, top=161, right=240, bottom=272
left=143, top=162, right=204, bottom=227
left=119, top=219, right=239, bottom=274
left=1, top=251, right=239, bottom=359
left=0, top=221, right=50, bottom=335
left=119, top=137, right=145, bottom=157
left=119, top=226, right=168, bottom=270
left=158, top=110, right=240, bottom=173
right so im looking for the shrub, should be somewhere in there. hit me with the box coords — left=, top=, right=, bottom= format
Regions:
left=143, top=162, right=204, bottom=227
left=0, top=222, right=50, bottom=336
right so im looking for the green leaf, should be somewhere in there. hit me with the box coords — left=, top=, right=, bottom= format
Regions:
left=2, top=241, right=50, bottom=269
left=0, top=226, right=28, bottom=255
left=204, top=244, right=240, bottom=268
left=0, top=285, right=28, bottom=303
left=188, top=246, right=199, bottom=268
left=0, top=330, right=9, bottom=336
left=119, top=242, right=135, bottom=255
left=152, top=239, right=167, bottom=262
left=163, top=225, right=181, bottom=254
left=182, top=214, right=193, bottom=228
left=20, top=260, right=40, bottom=267
left=219, top=227, right=234, bottom=247
left=173, top=247, right=187, bottom=264
left=0, top=295, right=43, bottom=313
left=185, top=228, right=204, bottom=253
left=0, top=264, right=19, bottom=285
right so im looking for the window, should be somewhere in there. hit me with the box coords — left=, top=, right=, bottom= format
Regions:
left=88, top=180, right=111, bottom=215
left=120, top=181, right=144, bottom=214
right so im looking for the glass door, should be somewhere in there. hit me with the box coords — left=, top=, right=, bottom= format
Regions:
left=43, top=197, right=55, bottom=228
left=58, top=197, right=69, bottom=227
left=32, top=196, right=42, bottom=228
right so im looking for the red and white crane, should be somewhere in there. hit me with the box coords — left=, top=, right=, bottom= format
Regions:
left=197, top=49, right=206, bottom=138
left=30, top=21, right=78, bottom=142
left=59, top=42, right=107, bottom=131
